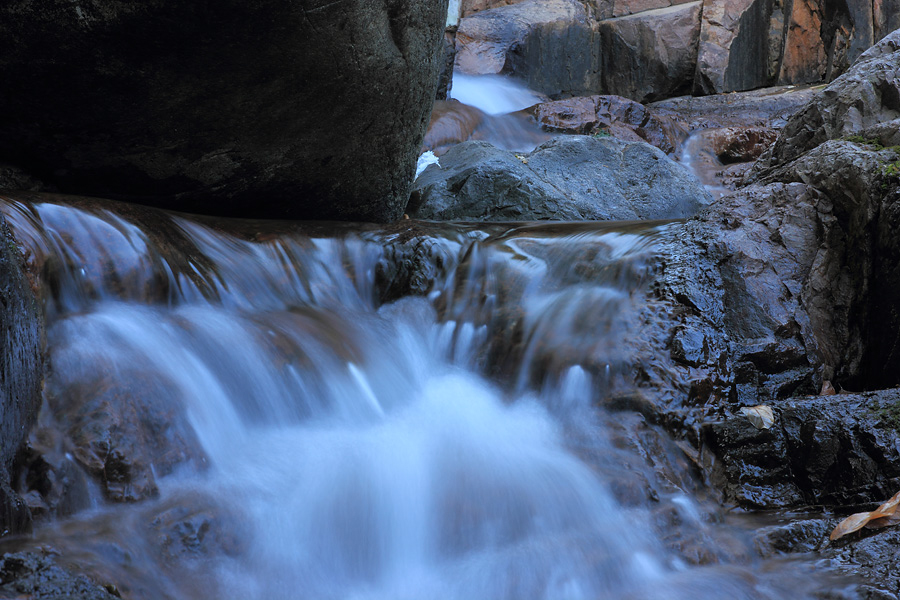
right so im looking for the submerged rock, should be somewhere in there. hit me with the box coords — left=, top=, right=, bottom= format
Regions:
left=0, top=0, right=448, bottom=222
left=409, top=137, right=711, bottom=221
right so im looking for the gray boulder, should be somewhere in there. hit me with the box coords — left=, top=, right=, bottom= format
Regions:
left=0, top=0, right=448, bottom=222
left=409, top=137, right=712, bottom=221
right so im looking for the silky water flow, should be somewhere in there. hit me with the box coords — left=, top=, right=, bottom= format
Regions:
left=0, top=196, right=851, bottom=599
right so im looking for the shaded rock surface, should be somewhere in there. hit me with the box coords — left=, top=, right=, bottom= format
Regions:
left=0, top=0, right=448, bottom=222
left=410, top=137, right=711, bottom=221
left=599, top=2, right=703, bottom=102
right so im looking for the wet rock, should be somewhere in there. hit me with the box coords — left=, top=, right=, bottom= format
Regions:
left=0, top=0, right=448, bottom=222
left=823, top=527, right=900, bottom=599
left=694, top=0, right=779, bottom=95
left=409, top=137, right=711, bottom=221
left=148, top=493, right=246, bottom=563
left=529, top=95, right=687, bottom=154
left=0, top=214, right=43, bottom=537
left=649, top=85, right=820, bottom=131
left=0, top=551, right=120, bottom=600
left=754, top=517, right=831, bottom=556
left=778, top=0, right=828, bottom=84
left=454, top=0, right=602, bottom=97
left=46, top=373, right=205, bottom=503
left=705, top=127, right=779, bottom=163
left=756, top=28, right=900, bottom=172
left=702, top=390, right=900, bottom=509
left=599, top=2, right=702, bottom=103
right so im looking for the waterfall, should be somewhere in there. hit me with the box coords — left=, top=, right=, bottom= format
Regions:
left=0, top=196, right=836, bottom=600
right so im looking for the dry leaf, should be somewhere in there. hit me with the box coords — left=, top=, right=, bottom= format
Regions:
left=866, top=513, right=900, bottom=530
left=740, top=405, right=775, bottom=429
left=830, top=489, right=900, bottom=540
left=820, top=380, right=837, bottom=395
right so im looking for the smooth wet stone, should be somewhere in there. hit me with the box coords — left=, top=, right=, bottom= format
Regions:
left=0, top=552, right=120, bottom=600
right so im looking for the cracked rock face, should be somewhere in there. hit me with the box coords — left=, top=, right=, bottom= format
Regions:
left=0, top=0, right=449, bottom=222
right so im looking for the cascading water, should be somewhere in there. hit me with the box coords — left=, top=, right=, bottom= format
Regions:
left=0, top=195, right=851, bottom=599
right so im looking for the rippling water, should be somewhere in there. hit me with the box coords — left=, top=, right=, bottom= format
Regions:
left=0, top=195, right=847, bottom=599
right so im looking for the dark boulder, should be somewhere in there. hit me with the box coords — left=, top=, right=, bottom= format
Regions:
left=598, top=2, right=703, bottom=103
left=409, top=137, right=711, bottom=221
left=0, top=0, right=448, bottom=222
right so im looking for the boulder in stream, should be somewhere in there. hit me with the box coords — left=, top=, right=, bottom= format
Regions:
left=409, top=136, right=712, bottom=221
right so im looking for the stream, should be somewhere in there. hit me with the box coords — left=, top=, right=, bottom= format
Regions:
left=0, top=194, right=853, bottom=599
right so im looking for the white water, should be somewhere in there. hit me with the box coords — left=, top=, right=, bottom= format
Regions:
left=449, top=73, right=545, bottom=115
left=1, top=198, right=835, bottom=600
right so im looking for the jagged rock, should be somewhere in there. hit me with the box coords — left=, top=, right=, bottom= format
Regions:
left=823, top=527, right=900, bottom=599
left=0, top=552, right=121, bottom=599
left=409, top=137, right=711, bottom=221
left=454, top=0, right=602, bottom=97
left=529, top=95, right=687, bottom=154
left=756, top=28, right=900, bottom=171
left=0, top=0, right=448, bottom=222
left=438, top=28, right=458, bottom=100
left=701, top=390, right=900, bottom=509
left=599, top=2, right=703, bottom=102
left=0, top=214, right=43, bottom=537
left=705, top=127, right=778, bottom=163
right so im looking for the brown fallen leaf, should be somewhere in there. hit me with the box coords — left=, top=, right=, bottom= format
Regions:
left=820, top=380, right=837, bottom=395
left=866, top=513, right=900, bottom=530
left=830, top=489, right=900, bottom=540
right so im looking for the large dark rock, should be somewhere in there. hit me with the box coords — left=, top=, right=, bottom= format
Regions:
left=0, top=0, right=449, bottom=222
left=0, top=215, right=43, bottom=537
left=599, top=2, right=703, bottom=103
left=409, top=137, right=711, bottom=221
